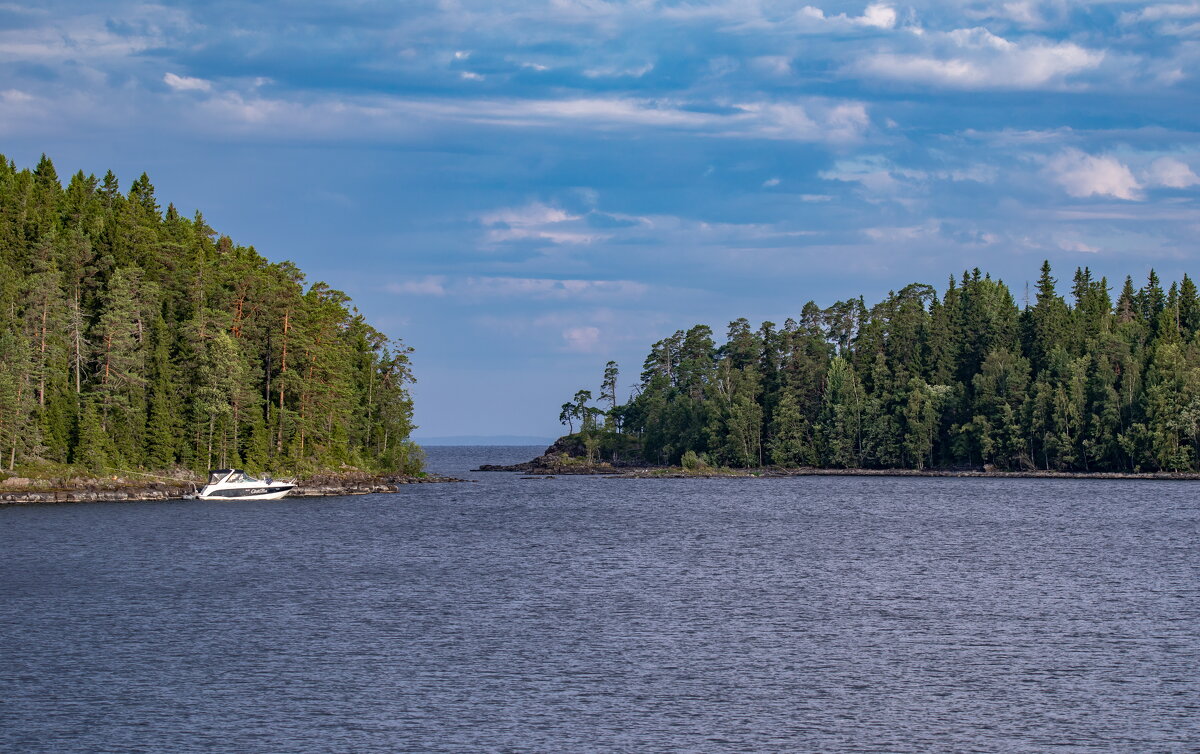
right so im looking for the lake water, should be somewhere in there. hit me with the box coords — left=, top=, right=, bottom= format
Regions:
left=2, top=446, right=1198, bottom=752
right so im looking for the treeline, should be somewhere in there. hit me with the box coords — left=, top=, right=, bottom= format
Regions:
left=570, top=263, right=1200, bottom=472
left=0, top=154, right=419, bottom=475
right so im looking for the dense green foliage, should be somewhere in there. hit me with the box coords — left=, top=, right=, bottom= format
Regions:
left=0, top=154, right=419, bottom=475
left=570, top=263, right=1200, bottom=472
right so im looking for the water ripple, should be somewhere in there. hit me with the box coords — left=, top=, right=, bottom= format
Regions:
left=2, top=447, right=1198, bottom=752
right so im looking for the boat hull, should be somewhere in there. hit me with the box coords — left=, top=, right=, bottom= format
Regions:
left=198, top=485, right=296, bottom=501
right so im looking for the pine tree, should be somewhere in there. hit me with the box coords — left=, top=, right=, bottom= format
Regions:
left=817, top=357, right=864, bottom=467
left=769, top=388, right=816, bottom=466
left=0, top=154, right=420, bottom=474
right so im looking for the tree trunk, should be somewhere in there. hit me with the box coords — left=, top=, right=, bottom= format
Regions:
left=38, top=300, right=47, bottom=406
left=233, top=295, right=244, bottom=338
left=232, top=399, right=240, bottom=466
left=72, top=290, right=82, bottom=394
left=264, top=332, right=272, bottom=416
left=277, top=308, right=289, bottom=454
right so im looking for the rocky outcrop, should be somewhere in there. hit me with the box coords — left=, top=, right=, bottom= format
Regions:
left=476, top=444, right=618, bottom=475
left=476, top=443, right=1200, bottom=481
left=0, top=472, right=463, bottom=505
left=290, top=473, right=460, bottom=496
left=476, top=435, right=658, bottom=474
left=613, top=466, right=1200, bottom=480
left=0, top=481, right=195, bottom=504
left=476, top=458, right=617, bottom=474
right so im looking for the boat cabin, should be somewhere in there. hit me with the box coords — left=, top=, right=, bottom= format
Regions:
left=198, top=469, right=294, bottom=500
left=206, top=469, right=266, bottom=485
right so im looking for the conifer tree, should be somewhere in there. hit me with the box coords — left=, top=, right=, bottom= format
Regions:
left=602, top=260, right=1200, bottom=474
left=0, top=153, right=419, bottom=475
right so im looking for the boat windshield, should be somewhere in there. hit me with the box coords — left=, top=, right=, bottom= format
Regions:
left=206, top=470, right=266, bottom=485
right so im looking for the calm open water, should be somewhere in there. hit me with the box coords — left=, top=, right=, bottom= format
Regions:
left=2, top=446, right=1198, bottom=753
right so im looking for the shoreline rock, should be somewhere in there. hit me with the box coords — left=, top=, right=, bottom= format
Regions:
left=0, top=473, right=464, bottom=505
left=608, top=467, right=1200, bottom=481
left=477, top=446, right=1200, bottom=482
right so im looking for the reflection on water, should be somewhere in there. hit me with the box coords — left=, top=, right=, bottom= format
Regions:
left=2, top=446, right=1198, bottom=752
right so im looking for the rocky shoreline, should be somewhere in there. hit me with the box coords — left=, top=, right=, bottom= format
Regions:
left=476, top=446, right=1200, bottom=482
left=480, top=460, right=1200, bottom=481
left=0, top=472, right=463, bottom=505
left=608, top=467, right=1200, bottom=480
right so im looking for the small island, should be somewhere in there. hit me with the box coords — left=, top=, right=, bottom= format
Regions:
left=485, top=262, right=1200, bottom=479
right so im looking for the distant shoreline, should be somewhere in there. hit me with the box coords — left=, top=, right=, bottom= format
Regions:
left=478, top=457, right=1200, bottom=482
left=609, top=467, right=1200, bottom=481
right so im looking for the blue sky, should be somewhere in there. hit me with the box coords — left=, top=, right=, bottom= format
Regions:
left=2, top=1, right=1199, bottom=438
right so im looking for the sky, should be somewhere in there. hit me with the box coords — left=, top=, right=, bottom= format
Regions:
left=2, top=0, right=1199, bottom=439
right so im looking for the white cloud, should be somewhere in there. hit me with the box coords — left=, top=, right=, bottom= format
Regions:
left=487, top=228, right=601, bottom=245
left=964, top=1, right=1062, bottom=29
left=200, top=92, right=288, bottom=125
left=0, top=25, right=147, bottom=62
left=477, top=196, right=831, bottom=250
left=163, top=72, right=212, bottom=92
left=1144, top=156, right=1200, bottom=188
left=864, top=220, right=941, bottom=241
left=479, top=202, right=603, bottom=245
left=387, top=275, right=648, bottom=300
left=787, top=3, right=897, bottom=30
left=562, top=326, right=601, bottom=352
left=582, top=62, right=654, bottom=78
left=822, top=166, right=904, bottom=193
left=481, top=203, right=576, bottom=227
left=1046, top=149, right=1142, bottom=200
left=763, top=177, right=781, bottom=187
left=465, top=277, right=648, bottom=299
left=386, top=276, right=447, bottom=296
left=1057, top=237, right=1100, bottom=253
left=0, top=88, right=32, bottom=104
left=82, top=78, right=874, bottom=145
left=452, top=96, right=870, bottom=142
left=748, top=56, right=792, bottom=76
left=1120, top=3, right=1200, bottom=24
left=963, top=127, right=1075, bottom=145
left=0, top=89, right=38, bottom=134
left=858, top=3, right=898, bottom=29
left=820, top=155, right=926, bottom=196
left=726, top=101, right=870, bottom=142
left=855, top=28, right=1104, bottom=89
left=932, top=164, right=998, bottom=183
left=996, top=1, right=1043, bottom=26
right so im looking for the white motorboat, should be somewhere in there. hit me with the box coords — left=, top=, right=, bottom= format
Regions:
left=198, top=469, right=297, bottom=500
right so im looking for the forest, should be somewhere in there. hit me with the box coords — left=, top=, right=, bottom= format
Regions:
left=565, top=263, right=1200, bottom=473
left=0, top=154, right=420, bottom=476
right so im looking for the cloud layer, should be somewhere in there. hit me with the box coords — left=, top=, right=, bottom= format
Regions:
left=1, top=0, right=1198, bottom=435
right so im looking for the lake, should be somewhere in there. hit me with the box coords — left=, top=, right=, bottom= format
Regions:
left=2, top=446, right=1198, bottom=752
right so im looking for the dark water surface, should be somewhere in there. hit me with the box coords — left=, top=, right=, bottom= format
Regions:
left=3, top=446, right=1198, bottom=752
